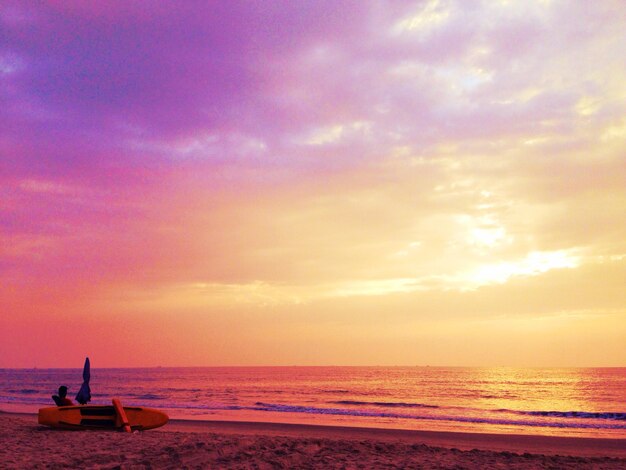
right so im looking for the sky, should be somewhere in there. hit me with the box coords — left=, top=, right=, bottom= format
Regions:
left=1, top=0, right=625, bottom=368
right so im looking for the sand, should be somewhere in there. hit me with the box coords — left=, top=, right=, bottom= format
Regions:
left=2, top=411, right=626, bottom=469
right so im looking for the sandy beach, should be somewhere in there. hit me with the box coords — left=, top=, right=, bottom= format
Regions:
left=2, top=411, right=626, bottom=469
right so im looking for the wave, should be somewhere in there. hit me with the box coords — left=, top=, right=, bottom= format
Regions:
left=518, top=410, right=626, bottom=421
left=6, top=389, right=39, bottom=395
left=252, top=402, right=626, bottom=430
left=126, top=393, right=166, bottom=400
left=0, top=395, right=49, bottom=404
left=255, top=402, right=401, bottom=418
left=332, top=400, right=438, bottom=409
left=158, top=387, right=204, bottom=393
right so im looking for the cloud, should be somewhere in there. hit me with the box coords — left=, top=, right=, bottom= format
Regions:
left=1, top=0, right=625, bottom=366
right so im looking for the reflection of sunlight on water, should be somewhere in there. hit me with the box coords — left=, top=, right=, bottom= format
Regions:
left=459, top=368, right=626, bottom=437
left=467, top=368, right=589, bottom=412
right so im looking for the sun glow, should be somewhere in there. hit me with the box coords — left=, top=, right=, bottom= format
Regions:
left=465, top=250, right=581, bottom=288
left=134, top=249, right=583, bottom=306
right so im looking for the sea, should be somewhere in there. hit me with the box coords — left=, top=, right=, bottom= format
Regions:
left=1, top=367, right=625, bottom=438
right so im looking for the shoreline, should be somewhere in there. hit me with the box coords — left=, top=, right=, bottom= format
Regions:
left=165, top=418, right=626, bottom=458
left=0, top=410, right=626, bottom=463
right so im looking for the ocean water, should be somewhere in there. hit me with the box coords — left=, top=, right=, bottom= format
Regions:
left=1, top=367, right=624, bottom=438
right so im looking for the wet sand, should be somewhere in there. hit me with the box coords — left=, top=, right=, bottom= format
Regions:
left=2, top=411, right=626, bottom=469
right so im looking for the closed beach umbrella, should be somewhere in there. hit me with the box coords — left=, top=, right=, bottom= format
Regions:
left=75, top=357, right=91, bottom=405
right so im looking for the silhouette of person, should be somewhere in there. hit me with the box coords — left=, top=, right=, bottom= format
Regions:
left=52, top=386, right=74, bottom=406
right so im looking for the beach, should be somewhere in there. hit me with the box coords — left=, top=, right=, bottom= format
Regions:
left=3, top=412, right=626, bottom=469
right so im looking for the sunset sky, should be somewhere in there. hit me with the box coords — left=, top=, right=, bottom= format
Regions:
left=2, top=1, right=625, bottom=368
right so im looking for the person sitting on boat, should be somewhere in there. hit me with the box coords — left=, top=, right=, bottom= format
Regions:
left=52, top=386, right=74, bottom=406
